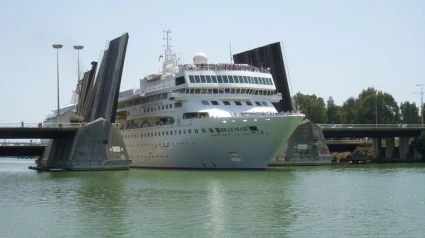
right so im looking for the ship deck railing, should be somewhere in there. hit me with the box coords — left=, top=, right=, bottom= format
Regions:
left=180, top=64, right=270, bottom=73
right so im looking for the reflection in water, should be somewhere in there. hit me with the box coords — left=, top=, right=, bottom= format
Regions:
left=1, top=159, right=425, bottom=238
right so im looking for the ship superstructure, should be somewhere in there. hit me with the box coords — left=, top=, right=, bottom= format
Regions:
left=117, top=31, right=304, bottom=169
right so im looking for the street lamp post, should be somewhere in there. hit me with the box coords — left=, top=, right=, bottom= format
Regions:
left=375, top=91, right=378, bottom=127
left=415, top=84, right=424, bottom=127
left=52, top=44, right=63, bottom=125
left=73, top=45, right=84, bottom=104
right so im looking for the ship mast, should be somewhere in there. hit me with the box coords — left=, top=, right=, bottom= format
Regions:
left=163, top=29, right=172, bottom=62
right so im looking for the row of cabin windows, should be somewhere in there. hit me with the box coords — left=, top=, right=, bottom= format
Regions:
left=124, top=126, right=257, bottom=139
left=129, top=102, right=182, bottom=115
left=202, top=100, right=268, bottom=106
left=175, top=88, right=274, bottom=96
left=188, top=75, right=273, bottom=85
left=118, top=93, right=168, bottom=109
left=142, top=102, right=182, bottom=113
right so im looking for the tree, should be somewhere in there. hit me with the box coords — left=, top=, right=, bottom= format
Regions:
left=342, top=97, right=358, bottom=124
left=400, top=101, right=421, bottom=124
left=326, top=97, right=344, bottom=124
left=293, top=92, right=327, bottom=123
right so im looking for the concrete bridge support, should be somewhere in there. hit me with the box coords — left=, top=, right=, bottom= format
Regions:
left=399, top=137, right=409, bottom=159
left=35, top=118, right=131, bottom=170
left=385, top=137, right=395, bottom=159
left=372, top=137, right=381, bottom=159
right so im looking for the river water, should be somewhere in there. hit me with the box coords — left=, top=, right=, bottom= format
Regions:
left=0, top=158, right=424, bottom=238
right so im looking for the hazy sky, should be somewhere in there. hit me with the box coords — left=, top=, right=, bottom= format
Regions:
left=0, top=0, right=424, bottom=124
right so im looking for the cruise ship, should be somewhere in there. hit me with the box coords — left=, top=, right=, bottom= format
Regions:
left=116, top=33, right=305, bottom=169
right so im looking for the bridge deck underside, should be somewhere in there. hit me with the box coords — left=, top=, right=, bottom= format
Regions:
left=0, top=146, right=45, bottom=156
left=0, top=128, right=77, bottom=139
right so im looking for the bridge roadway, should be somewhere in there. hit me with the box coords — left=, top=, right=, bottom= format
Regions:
left=318, top=124, right=425, bottom=138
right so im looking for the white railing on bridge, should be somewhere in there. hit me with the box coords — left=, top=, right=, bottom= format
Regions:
left=317, top=124, right=425, bottom=129
left=0, top=122, right=122, bottom=129
left=0, top=142, right=44, bottom=146
left=0, top=123, right=88, bottom=128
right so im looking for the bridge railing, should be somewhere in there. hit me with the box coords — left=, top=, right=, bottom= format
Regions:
left=0, top=123, right=88, bottom=128
left=317, top=124, right=425, bottom=129
left=0, top=142, right=44, bottom=146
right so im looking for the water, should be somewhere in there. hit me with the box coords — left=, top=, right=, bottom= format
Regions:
left=1, top=158, right=424, bottom=238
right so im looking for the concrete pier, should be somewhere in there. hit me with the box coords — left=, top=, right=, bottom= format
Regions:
left=385, top=137, right=395, bottom=159
left=373, top=137, right=381, bottom=159
left=399, top=136, right=409, bottom=159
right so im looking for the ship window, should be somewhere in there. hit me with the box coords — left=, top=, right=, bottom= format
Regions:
left=170, top=104, right=173, bottom=109
left=141, top=133, right=143, bottom=137
left=189, top=75, right=195, bottom=83
left=179, top=130, right=181, bottom=134
left=155, top=132, right=157, bottom=136
left=193, top=75, right=200, bottom=83
left=235, top=101, right=242, bottom=106
left=211, top=75, right=218, bottom=83
left=206, top=75, right=212, bottom=83
left=162, top=105, right=164, bottom=110
left=247, top=76, right=252, bottom=84
left=255, top=102, right=262, bottom=106
left=147, top=108, right=150, bottom=112
left=158, top=106, right=160, bottom=111
left=175, top=102, right=182, bottom=108
left=223, top=101, right=231, bottom=105
left=170, top=131, right=173, bottom=135
left=241, top=89, right=246, bottom=94
left=224, top=88, right=230, bottom=94
left=243, top=76, right=248, bottom=83
left=217, top=75, right=223, bottom=83
left=162, top=131, right=165, bottom=136
left=212, top=89, right=218, bottom=94
left=222, top=75, right=229, bottom=83
left=194, top=129, right=198, bottom=133
left=228, top=75, right=235, bottom=83
left=183, top=130, right=186, bottom=134
left=188, top=129, right=191, bottom=134
left=201, top=100, right=210, bottom=105
left=202, top=129, right=206, bottom=133
left=166, top=131, right=168, bottom=135
left=200, top=75, right=206, bottom=83
left=269, top=78, right=274, bottom=85
left=166, top=105, right=168, bottom=109
left=176, top=76, right=186, bottom=85
left=262, top=78, right=267, bottom=85
left=209, top=128, right=214, bottom=133
left=151, top=133, right=153, bottom=136
left=211, top=101, right=219, bottom=105
left=237, top=76, right=243, bottom=83
left=262, top=102, right=268, bottom=106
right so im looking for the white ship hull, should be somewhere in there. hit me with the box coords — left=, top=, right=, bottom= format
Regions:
left=122, top=114, right=303, bottom=169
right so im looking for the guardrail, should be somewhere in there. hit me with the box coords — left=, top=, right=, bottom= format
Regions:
left=317, top=124, right=425, bottom=129
left=0, top=122, right=122, bottom=128
left=0, top=142, right=44, bottom=146
left=0, top=123, right=88, bottom=128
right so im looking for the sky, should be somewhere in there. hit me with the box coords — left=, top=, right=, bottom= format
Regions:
left=0, top=0, right=424, bottom=124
